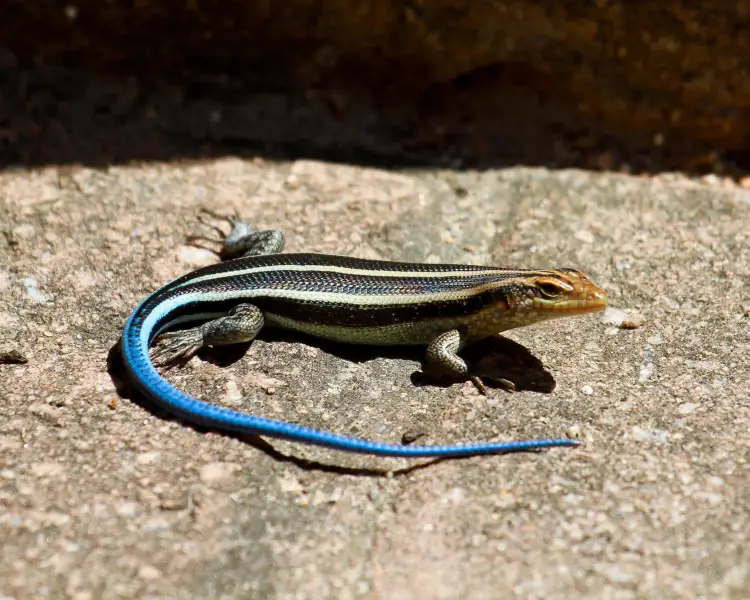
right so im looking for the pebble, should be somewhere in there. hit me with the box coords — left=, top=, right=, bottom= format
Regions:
left=638, top=361, right=654, bottom=383
left=601, top=306, right=644, bottom=328
left=136, top=451, right=161, bottom=465
left=138, top=565, right=162, bottom=581
left=28, top=404, right=61, bottom=425
left=142, top=516, right=171, bottom=532
left=574, top=229, right=595, bottom=244
left=116, top=502, right=140, bottom=518
left=30, top=462, right=64, bottom=478
left=178, top=246, right=217, bottom=267
left=600, top=306, right=628, bottom=327
left=594, top=563, right=635, bottom=585
left=199, top=462, right=241, bottom=488
left=632, top=426, right=668, bottom=445
left=22, top=277, right=49, bottom=303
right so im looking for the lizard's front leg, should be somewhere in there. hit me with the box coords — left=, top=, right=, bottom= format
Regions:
left=150, top=304, right=264, bottom=368
left=425, top=329, right=489, bottom=395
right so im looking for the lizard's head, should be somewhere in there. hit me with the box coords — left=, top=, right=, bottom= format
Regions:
left=524, top=268, right=608, bottom=318
left=470, top=268, right=608, bottom=338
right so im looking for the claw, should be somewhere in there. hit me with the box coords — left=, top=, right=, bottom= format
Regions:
left=470, top=376, right=488, bottom=396
left=191, top=207, right=255, bottom=257
left=493, top=377, right=516, bottom=393
left=194, top=208, right=231, bottom=241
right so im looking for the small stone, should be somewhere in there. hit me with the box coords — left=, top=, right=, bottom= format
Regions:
left=28, top=404, right=62, bottom=425
left=695, top=491, right=723, bottom=507
left=620, top=312, right=646, bottom=329
left=581, top=385, right=594, bottom=396
left=632, top=426, right=668, bottom=445
left=677, top=403, right=698, bottom=415
left=701, top=174, right=721, bottom=186
left=602, top=307, right=645, bottom=329
left=116, top=501, right=140, bottom=518
left=574, top=229, right=595, bottom=244
left=248, top=374, right=285, bottom=394
left=178, top=246, right=216, bottom=267
left=278, top=472, right=305, bottom=494
left=42, top=511, right=72, bottom=527
left=600, top=307, right=627, bottom=326
left=199, top=462, right=240, bottom=488
left=565, top=425, right=583, bottom=440
left=30, top=462, right=64, bottom=478
left=638, top=362, right=654, bottom=383
left=614, top=259, right=631, bottom=271
left=22, top=277, right=49, bottom=303
left=224, top=379, right=243, bottom=404
left=594, top=563, right=635, bottom=585
left=142, top=516, right=171, bottom=532
left=138, top=565, right=162, bottom=581
left=136, top=451, right=161, bottom=465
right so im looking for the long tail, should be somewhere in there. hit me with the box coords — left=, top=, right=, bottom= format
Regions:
left=121, top=317, right=579, bottom=458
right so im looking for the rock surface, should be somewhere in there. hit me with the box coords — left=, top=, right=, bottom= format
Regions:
left=2, top=154, right=749, bottom=598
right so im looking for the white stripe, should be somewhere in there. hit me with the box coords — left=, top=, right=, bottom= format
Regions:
left=140, top=280, right=511, bottom=344
left=174, top=262, right=519, bottom=289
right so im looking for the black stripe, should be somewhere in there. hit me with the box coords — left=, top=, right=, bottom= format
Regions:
left=164, top=267, right=536, bottom=300
left=255, top=292, right=506, bottom=326
left=146, top=287, right=512, bottom=331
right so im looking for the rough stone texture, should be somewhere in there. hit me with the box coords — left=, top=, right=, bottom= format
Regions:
left=2, top=1, right=750, bottom=171
left=1, top=153, right=749, bottom=598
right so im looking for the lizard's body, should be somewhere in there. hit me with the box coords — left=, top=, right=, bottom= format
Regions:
left=120, top=218, right=607, bottom=458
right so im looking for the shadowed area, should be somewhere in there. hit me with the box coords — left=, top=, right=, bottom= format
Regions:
left=1, top=1, right=749, bottom=174
left=107, top=329, right=557, bottom=474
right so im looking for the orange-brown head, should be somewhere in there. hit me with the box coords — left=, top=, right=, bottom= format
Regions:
left=465, top=267, right=608, bottom=340
left=528, top=268, right=608, bottom=317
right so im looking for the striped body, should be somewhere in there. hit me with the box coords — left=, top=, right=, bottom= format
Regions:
left=121, top=244, right=607, bottom=458
left=139, top=253, right=601, bottom=348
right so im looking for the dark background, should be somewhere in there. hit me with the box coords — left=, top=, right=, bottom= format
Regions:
left=1, top=0, right=748, bottom=174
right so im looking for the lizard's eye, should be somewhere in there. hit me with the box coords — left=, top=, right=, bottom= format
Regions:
left=538, top=282, right=563, bottom=298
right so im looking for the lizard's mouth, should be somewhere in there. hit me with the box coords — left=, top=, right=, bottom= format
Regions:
left=562, top=286, right=608, bottom=314
left=532, top=285, right=608, bottom=316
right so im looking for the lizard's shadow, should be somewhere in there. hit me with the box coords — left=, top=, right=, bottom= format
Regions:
left=107, top=332, right=556, bottom=476
left=206, top=329, right=556, bottom=394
